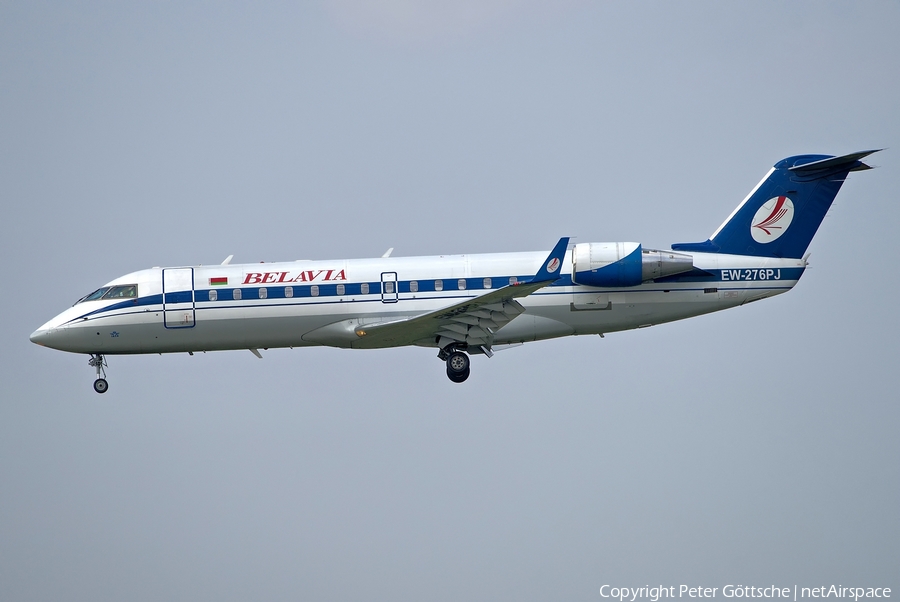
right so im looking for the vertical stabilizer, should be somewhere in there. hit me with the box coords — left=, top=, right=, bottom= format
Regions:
left=672, top=150, right=878, bottom=258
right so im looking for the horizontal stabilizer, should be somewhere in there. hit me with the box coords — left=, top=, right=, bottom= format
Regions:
left=787, top=149, right=880, bottom=173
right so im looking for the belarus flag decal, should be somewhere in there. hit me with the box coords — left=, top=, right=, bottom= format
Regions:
left=209, top=277, right=228, bottom=286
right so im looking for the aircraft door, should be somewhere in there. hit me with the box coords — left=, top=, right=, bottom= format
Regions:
left=163, top=268, right=195, bottom=328
left=381, top=272, right=398, bottom=303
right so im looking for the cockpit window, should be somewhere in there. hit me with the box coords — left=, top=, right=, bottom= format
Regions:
left=75, top=284, right=138, bottom=304
left=76, top=287, right=111, bottom=304
left=103, top=285, right=137, bottom=299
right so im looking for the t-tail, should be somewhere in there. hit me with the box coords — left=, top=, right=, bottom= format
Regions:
left=672, top=150, right=880, bottom=259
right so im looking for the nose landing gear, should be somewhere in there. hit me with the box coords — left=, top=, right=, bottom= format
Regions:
left=88, top=354, right=108, bottom=394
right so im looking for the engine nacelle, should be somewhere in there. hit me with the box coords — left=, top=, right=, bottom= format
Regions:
left=572, top=242, right=694, bottom=287
left=572, top=242, right=643, bottom=287
left=640, top=248, right=694, bottom=281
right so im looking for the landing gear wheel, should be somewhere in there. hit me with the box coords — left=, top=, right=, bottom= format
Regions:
left=446, top=351, right=470, bottom=383
left=88, top=353, right=108, bottom=394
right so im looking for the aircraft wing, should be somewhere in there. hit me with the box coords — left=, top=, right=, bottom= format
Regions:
left=351, top=237, right=569, bottom=350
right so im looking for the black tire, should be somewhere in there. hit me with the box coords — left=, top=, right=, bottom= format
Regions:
left=447, top=365, right=470, bottom=383
left=446, top=351, right=470, bottom=383
left=93, top=378, right=109, bottom=394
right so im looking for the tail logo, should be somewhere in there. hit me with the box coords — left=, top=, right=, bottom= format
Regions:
left=546, top=257, right=561, bottom=273
left=751, top=196, right=794, bottom=244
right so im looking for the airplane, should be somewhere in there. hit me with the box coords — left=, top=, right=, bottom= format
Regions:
left=31, top=150, right=878, bottom=393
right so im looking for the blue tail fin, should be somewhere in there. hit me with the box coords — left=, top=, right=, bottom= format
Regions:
left=672, top=150, right=879, bottom=258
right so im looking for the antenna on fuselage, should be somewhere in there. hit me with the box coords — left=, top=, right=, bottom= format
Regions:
left=221, top=255, right=234, bottom=265
left=382, top=248, right=394, bottom=258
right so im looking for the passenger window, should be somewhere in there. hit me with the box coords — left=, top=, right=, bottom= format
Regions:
left=384, top=281, right=394, bottom=294
left=509, top=276, right=518, bottom=285
left=336, top=284, right=345, bottom=295
left=483, top=277, right=492, bottom=289
left=409, top=281, right=418, bottom=293
left=233, top=289, right=242, bottom=300
left=285, top=286, right=293, bottom=298
left=361, top=283, right=369, bottom=295
left=434, top=280, right=443, bottom=291
left=209, top=289, right=218, bottom=302
left=311, top=285, right=319, bottom=297
left=259, top=288, right=267, bottom=299
left=458, top=279, right=466, bottom=290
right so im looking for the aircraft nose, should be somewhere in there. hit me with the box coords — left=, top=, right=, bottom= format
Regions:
left=30, top=328, right=52, bottom=346
left=30, top=327, right=69, bottom=350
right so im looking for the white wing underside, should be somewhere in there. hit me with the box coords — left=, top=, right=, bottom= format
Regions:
left=351, top=280, right=549, bottom=350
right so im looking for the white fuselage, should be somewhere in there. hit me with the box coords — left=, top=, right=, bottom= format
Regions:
left=31, top=248, right=806, bottom=356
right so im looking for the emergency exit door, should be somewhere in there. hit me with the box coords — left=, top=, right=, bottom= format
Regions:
left=381, top=272, right=398, bottom=303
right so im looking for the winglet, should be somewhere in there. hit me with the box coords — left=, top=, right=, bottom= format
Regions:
left=528, top=237, right=569, bottom=284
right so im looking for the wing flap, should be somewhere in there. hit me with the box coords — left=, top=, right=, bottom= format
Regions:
left=351, top=238, right=569, bottom=350
left=352, top=282, right=536, bottom=349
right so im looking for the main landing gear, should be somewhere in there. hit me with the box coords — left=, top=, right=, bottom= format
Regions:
left=439, top=346, right=471, bottom=383
left=89, top=353, right=108, bottom=394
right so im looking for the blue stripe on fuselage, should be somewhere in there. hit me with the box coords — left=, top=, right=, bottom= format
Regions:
left=70, top=267, right=803, bottom=323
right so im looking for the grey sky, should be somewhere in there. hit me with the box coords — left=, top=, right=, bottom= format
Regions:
left=1, top=2, right=898, bottom=601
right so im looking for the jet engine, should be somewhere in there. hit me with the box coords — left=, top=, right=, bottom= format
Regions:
left=571, top=242, right=694, bottom=287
